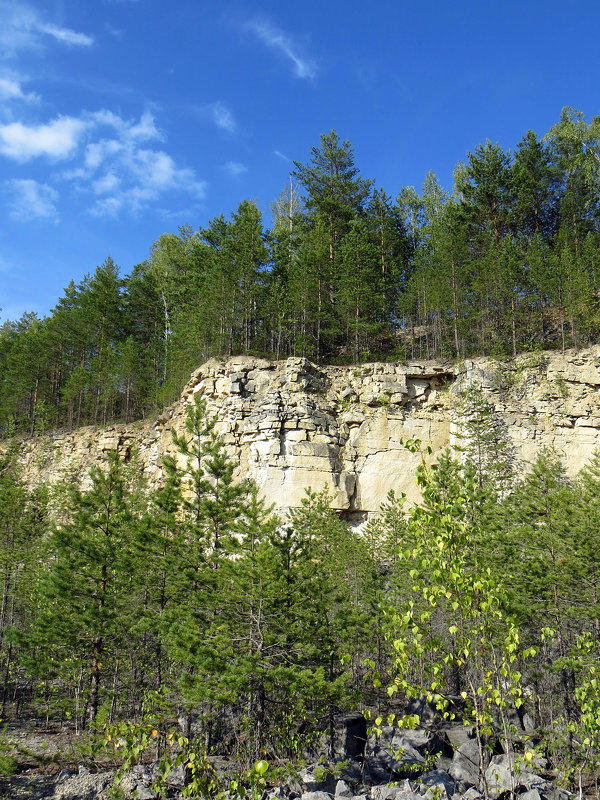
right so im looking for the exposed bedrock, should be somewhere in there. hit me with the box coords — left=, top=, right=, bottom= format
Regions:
left=14, top=347, right=600, bottom=522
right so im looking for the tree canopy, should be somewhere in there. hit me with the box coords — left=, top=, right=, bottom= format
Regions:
left=3, top=109, right=600, bottom=436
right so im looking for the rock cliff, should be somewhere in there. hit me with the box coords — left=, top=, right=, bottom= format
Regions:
left=12, top=347, right=600, bottom=522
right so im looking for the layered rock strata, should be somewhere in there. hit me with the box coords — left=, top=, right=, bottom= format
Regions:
left=12, top=348, right=600, bottom=522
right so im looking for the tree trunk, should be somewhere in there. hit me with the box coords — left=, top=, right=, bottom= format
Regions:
left=88, top=635, right=102, bottom=726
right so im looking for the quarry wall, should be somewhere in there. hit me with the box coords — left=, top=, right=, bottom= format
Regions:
left=13, top=348, right=600, bottom=522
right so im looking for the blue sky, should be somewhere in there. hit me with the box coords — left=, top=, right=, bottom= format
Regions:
left=1, top=0, right=599, bottom=323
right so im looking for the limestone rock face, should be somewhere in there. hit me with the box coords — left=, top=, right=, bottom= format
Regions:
left=12, top=348, right=600, bottom=522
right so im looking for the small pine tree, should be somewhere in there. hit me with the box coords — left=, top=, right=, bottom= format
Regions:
left=32, top=450, right=143, bottom=727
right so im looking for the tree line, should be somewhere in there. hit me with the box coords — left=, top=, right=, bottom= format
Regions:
left=2, top=106, right=600, bottom=436
left=2, top=393, right=600, bottom=788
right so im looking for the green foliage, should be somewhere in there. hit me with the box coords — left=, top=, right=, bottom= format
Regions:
left=383, top=450, right=535, bottom=792
left=0, top=725, right=17, bottom=777
left=101, top=690, right=276, bottom=800
left=30, top=448, right=146, bottom=727
left=455, top=386, right=513, bottom=494
left=561, top=634, right=600, bottom=793
left=3, top=108, right=600, bottom=436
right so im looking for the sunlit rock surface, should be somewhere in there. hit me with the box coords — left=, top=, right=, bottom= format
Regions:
left=13, top=348, right=600, bottom=522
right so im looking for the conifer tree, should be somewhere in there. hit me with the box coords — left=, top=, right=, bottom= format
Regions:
left=573, top=452, right=600, bottom=641
left=84, top=258, right=123, bottom=424
left=338, top=218, right=382, bottom=360
left=292, top=131, right=372, bottom=360
left=508, top=449, right=577, bottom=726
left=285, top=490, right=367, bottom=756
left=0, top=448, right=46, bottom=714
left=544, top=107, right=600, bottom=259
left=227, top=200, right=270, bottom=353
left=365, top=187, right=410, bottom=316
left=32, top=450, right=143, bottom=726
left=160, top=396, right=253, bottom=745
left=511, top=130, right=556, bottom=241
left=456, top=388, right=513, bottom=492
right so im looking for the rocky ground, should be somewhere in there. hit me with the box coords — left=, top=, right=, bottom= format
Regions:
left=0, top=705, right=580, bottom=800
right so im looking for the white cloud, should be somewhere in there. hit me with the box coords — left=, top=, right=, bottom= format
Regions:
left=0, top=2, right=93, bottom=57
left=92, top=172, right=120, bottom=194
left=198, top=101, right=236, bottom=133
left=87, top=146, right=206, bottom=216
left=36, top=23, right=93, bottom=47
left=0, top=108, right=206, bottom=218
left=57, top=110, right=206, bottom=216
left=0, top=109, right=160, bottom=164
left=0, top=115, right=88, bottom=161
left=89, top=109, right=161, bottom=141
left=224, top=160, right=247, bottom=177
left=0, top=74, right=38, bottom=102
left=273, top=149, right=289, bottom=162
left=0, top=2, right=38, bottom=57
left=84, top=138, right=123, bottom=170
left=7, top=178, right=59, bottom=221
left=246, top=19, right=316, bottom=79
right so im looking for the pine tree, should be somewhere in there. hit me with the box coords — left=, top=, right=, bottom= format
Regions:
left=160, top=396, right=253, bottom=745
left=338, top=218, right=382, bottom=361
left=32, top=450, right=143, bottom=726
left=227, top=200, right=270, bottom=353
left=511, top=130, right=556, bottom=242
left=507, top=449, right=578, bottom=727
left=285, top=490, right=367, bottom=757
left=544, top=107, right=600, bottom=260
left=365, top=187, right=410, bottom=319
left=574, top=452, right=600, bottom=641
left=268, top=179, right=305, bottom=356
left=457, top=140, right=513, bottom=250
left=293, top=131, right=372, bottom=360
left=84, top=258, right=123, bottom=424
left=0, top=448, right=46, bottom=714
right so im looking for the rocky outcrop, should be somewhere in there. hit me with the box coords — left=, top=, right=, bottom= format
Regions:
left=12, top=347, right=600, bottom=522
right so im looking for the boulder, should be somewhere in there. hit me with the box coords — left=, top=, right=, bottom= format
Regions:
left=415, top=769, right=456, bottom=798
left=53, top=770, right=113, bottom=800
left=335, top=779, right=354, bottom=799
left=364, top=726, right=446, bottom=783
left=484, top=755, right=551, bottom=799
left=448, top=739, right=481, bottom=789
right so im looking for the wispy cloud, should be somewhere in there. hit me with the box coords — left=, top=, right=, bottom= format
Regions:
left=89, top=109, right=161, bottom=141
left=7, top=178, right=59, bottom=221
left=246, top=19, right=316, bottom=79
left=273, top=149, right=289, bottom=162
left=0, top=1, right=93, bottom=57
left=0, top=115, right=88, bottom=161
left=0, top=74, right=38, bottom=102
left=0, top=2, right=36, bottom=57
left=89, top=148, right=207, bottom=217
left=64, top=110, right=205, bottom=216
left=104, top=23, right=124, bottom=38
left=36, top=23, right=93, bottom=47
left=197, top=100, right=236, bottom=133
left=224, top=160, right=247, bottom=177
